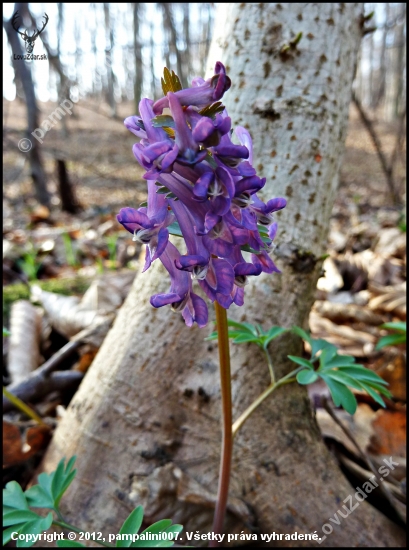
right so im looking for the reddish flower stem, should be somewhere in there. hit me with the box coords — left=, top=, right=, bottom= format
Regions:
left=210, top=302, right=233, bottom=547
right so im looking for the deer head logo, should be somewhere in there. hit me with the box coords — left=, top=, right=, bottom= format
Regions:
left=12, top=11, right=49, bottom=54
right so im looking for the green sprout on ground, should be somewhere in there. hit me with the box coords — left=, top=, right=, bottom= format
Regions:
left=17, top=245, right=42, bottom=281
left=376, top=322, right=406, bottom=350
left=207, top=320, right=391, bottom=427
left=3, top=457, right=183, bottom=548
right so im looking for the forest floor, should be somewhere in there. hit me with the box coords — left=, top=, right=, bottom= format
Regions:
left=3, top=98, right=406, bottom=539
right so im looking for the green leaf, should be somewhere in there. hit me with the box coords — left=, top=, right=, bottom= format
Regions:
left=263, top=327, right=288, bottom=348
left=50, top=457, right=77, bottom=508
left=117, top=506, right=144, bottom=547
left=296, top=369, right=319, bottom=385
left=4, top=526, right=20, bottom=546
left=133, top=541, right=174, bottom=549
left=33, top=457, right=76, bottom=510
left=319, top=355, right=356, bottom=369
left=25, top=485, right=55, bottom=509
left=257, top=224, right=269, bottom=236
left=131, top=522, right=182, bottom=548
left=310, top=338, right=336, bottom=358
left=357, top=380, right=387, bottom=407
left=232, top=333, right=260, bottom=344
left=322, top=370, right=364, bottom=391
left=266, top=326, right=288, bottom=339
left=380, top=322, right=406, bottom=333
left=287, top=356, right=314, bottom=369
left=291, top=326, right=312, bottom=344
left=16, top=514, right=53, bottom=548
left=161, top=67, right=182, bottom=95
left=139, top=201, right=148, bottom=208
left=167, top=222, right=183, bottom=238
left=151, top=115, right=175, bottom=129
left=227, top=330, right=252, bottom=339
left=3, top=481, right=29, bottom=511
left=320, top=374, right=357, bottom=414
left=164, top=525, right=183, bottom=538
left=206, top=329, right=254, bottom=342
left=376, top=333, right=406, bottom=350
left=65, top=455, right=76, bottom=473
left=3, top=509, right=41, bottom=527
left=335, top=366, right=388, bottom=385
left=156, top=186, right=171, bottom=195
left=57, top=541, right=86, bottom=548
left=241, top=242, right=270, bottom=254
left=3, top=327, right=11, bottom=336
left=131, top=519, right=173, bottom=547
left=311, top=340, right=338, bottom=366
left=227, top=319, right=258, bottom=335
left=360, top=381, right=392, bottom=398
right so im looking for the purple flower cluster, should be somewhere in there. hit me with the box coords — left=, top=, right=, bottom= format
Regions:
left=117, top=62, right=286, bottom=327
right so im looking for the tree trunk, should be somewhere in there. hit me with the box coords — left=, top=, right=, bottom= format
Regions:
left=103, top=3, right=117, bottom=118
left=393, top=3, right=406, bottom=119
left=182, top=3, right=192, bottom=85
left=373, top=3, right=389, bottom=110
left=368, top=6, right=375, bottom=109
left=39, top=3, right=405, bottom=546
left=56, top=159, right=81, bottom=214
left=133, top=3, right=143, bottom=113
left=4, top=3, right=51, bottom=206
left=200, top=4, right=213, bottom=77
left=161, top=3, right=185, bottom=87
left=149, top=21, right=156, bottom=98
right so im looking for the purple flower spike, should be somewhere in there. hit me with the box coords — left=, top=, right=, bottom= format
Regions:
left=153, top=62, right=231, bottom=114
left=124, top=116, right=147, bottom=139
left=119, top=63, right=286, bottom=327
left=192, top=114, right=231, bottom=148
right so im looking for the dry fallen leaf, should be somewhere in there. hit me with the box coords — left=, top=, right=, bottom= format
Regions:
left=316, top=404, right=377, bottom=458
left=8, top=300, right=42, bottom=384
left=30, top=205, right=50, bottom=223
left=309, top=311, right=376, bottom=356
left=317, top=257, right=344, bottom=293
left=368, top=409, right=407, bottom=457
left=313, top=300, right=384, bottom=326
left=371, top=352, right=406, bottom=401
left=3, top=420, right=51, bottom=468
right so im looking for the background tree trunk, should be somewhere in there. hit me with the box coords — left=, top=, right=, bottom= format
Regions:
left=393, top=3, right=406, bottom=119
left=4, top=3, right=51, bottom=206
left=56, top=159, right=81, bottom=214
left=39, top=3, right=405, bottom=546
left=103, top=3, right=117, bottom=118
left=133, top=3, right=143, bottom=113
left=161, top=3, right=185, bottom=87
left=373, top=3, right=389, bottom=109
left=149, top=21, right=156, bottom=99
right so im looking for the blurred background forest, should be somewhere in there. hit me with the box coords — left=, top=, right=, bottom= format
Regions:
left=2, top=1, right=407, bottom=536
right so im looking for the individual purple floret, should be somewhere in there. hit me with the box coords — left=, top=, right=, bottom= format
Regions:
left=117, top=62, right=286, bottom=327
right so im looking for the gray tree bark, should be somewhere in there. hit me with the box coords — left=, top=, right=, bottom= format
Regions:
left=161, top=3, right=186, bottom=87
left=393, top=3, right=406, bottom=118
left=372, top=3, right=390, bottom=109
left=39, top=3, right=405, bottom=547
left=133, top=3, right=143, bottom=113
left=103, top=3, right=117, bottom=118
